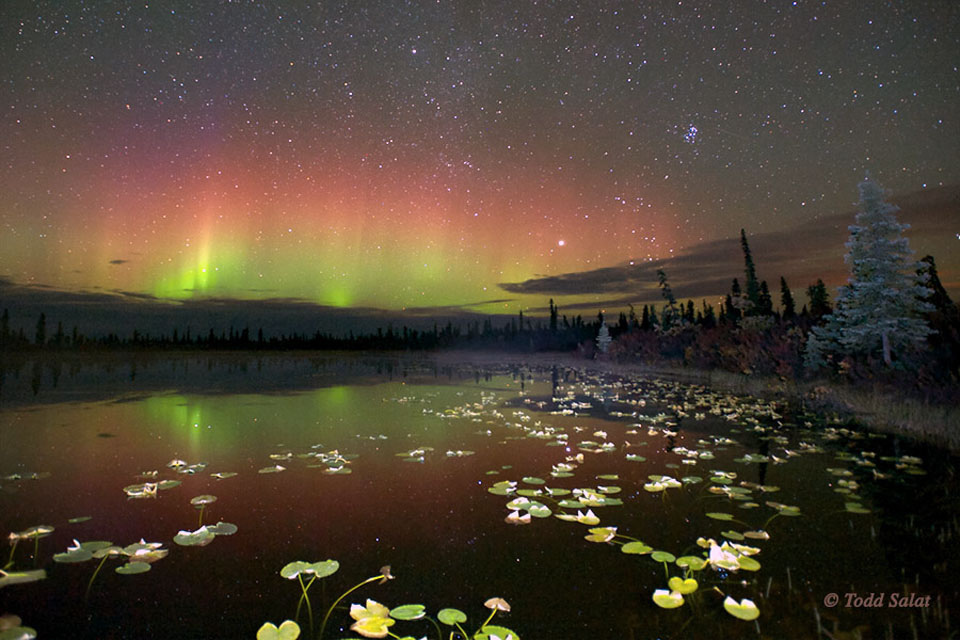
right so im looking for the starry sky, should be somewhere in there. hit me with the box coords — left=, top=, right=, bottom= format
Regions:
left=1, top=0, right=958, bottom=325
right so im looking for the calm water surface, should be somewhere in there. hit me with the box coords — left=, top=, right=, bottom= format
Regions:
left=0, top=354, right=956, bottom=639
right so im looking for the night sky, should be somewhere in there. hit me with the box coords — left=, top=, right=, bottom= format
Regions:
left=2, top=1, right=958, bottom=325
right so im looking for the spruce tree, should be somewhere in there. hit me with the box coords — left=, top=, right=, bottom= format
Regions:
left=806, top=176, right=932, bottom=368
left=657, top=269, right=680, bottom=329
left=779, top=277, right=796, bottom=320
left=758, top=280, right=773, bottom=316
left=740, top=229, right=761, bottom=314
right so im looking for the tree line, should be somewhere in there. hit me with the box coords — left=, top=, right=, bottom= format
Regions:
left=2, top=177, right=958, bottom=391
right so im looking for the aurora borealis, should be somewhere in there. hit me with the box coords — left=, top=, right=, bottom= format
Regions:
left=1, top=1, right=958, bottom=327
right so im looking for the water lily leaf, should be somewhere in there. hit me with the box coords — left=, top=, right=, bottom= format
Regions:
left=681, top=476, right=702, bottom=484
left=723, top=596, right=760, bottom=621
left=280, top=561, right=312, bottom=579
left=258, top=465, right=286, bottom=474
left=207, top=522, right=238, bottom=536
left=173, top=526, right=215, bottom=547
left=0, top=569, right=45, bottom=588
left=722, top=530, right=745, bottom=541
left=190, top=494, right=217, bottom=506
left=621, top=541, right=653, bottom=555
left=389, top=604, right=426, bottom=621
left=585, top=526, right=617, bottom=542
left=675, top=556, right=706, bottom=571
left=743, top=530, right=770, bottom=540
left=550, top=471, right=575, bottom=478
left=706, top=512, right=734, bottom=521
left=737, top=556, right=761, bottom=571
left=544, top=487, right=571, bottom=496
left=0, top=627, right=37, bottom=640
left=437, top=608, right=468, bottom=626
left=307, top=560, right=340, bottom=578
left=668, top=577, right=699, bottom=594
left=527, top=503, right=552, bottom=518
left=522, top=476, right=545, bottom=485
left=557, top=499, right=585, bottom=509
left=597, top=485, right=621, bottom=494
left=652, top=589, right=684, bottom=609
left=68, top=516, right=92, bottom=524
left=477, top=625, right=519, bottom=640
left=651, top=551, right=676, bottom=563
left=845, top=502, right=870, bottom=514
left=211, top=472, right=238, bottom=479
left=256, top=620, right=301, bottom=640
left=515, top=489, right=542, bottom=498
left=157, top=480, right=181, bottom=490
left=596, top=474, right=619, bottom=480
left=115, top=562, right=151, bottom=575
left=53, top=549, right=93, bottom=563
left=626, top=454, right=646, bottom=462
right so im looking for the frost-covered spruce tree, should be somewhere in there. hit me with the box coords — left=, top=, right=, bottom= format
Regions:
left=806, top=175, right=932, bottom=369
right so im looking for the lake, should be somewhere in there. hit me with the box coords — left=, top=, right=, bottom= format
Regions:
left=0, top=353, right=956, bottom=639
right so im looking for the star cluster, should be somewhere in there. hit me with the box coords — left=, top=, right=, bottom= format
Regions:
left=1, top=1, right=957, bottom=312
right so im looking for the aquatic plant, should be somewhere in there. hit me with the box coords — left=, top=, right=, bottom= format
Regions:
left=279, top=559, right=341, bottom=633
left=256, top=620, right=300, bottom=640
left=190, top=494, right=218, bottom=526
left=0, top=613, right=36, bottom=640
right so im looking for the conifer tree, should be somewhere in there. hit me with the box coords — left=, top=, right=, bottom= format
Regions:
left=758, top=280, right=773, bottom=316
left=740, top=229, right=761, bottom=314
left=657, top=269, right=680, bottom=329
left=779, top=277, right=796, bottom=320
left=806, top=176, right=932, bottom=368
left=35, top=313, right=46, bottom=346
left=806, top=279, right=832, bottom=319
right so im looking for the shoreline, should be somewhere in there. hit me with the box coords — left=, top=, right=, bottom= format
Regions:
left=3, top=347, right=957, bottom=452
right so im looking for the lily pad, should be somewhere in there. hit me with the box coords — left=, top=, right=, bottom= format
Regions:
left=189, top=494, right=217, bottom=506
left=723, top=596, right=760, bottom=621
left=651, top=551, right=676, bottom=563
left=0, top=569, right=46, bottom=588
left=389, top=604, right=426, bottom=621
left=0, top=627, right=37, bottom=640
left=207, top=521, right=238, bottom=536
left=845, top=502, right=871, bottom=514
left=308, top=559, right=340, bottom=578
left=668, top=576, right=699, bottom=594
left=115, top=562, right=151, bottom=575
left=68, top=516, right=92, bottom=524
left=675, top=556, right=707, bottom=571
left=522, top=476, right=545, bottom=485
left=256, top=620, right=301, bottom=640
left=477, top=625, right=520, bottom=640
left=706, top=512, right=734, bottom=521
left=652, top=589, right=684, bottom=609
left=280, top=561, right=311, bottom=579
left=621, top=541, right=653, bottom=555
left=437, top=608, right=468, bottom=625
left=173, top=526, right=215, bottom=547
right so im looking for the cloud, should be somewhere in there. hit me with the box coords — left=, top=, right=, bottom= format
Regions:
left=499, top=184, right=960, bottom=304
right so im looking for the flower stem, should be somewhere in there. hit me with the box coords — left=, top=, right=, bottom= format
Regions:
left=425, top=615, right=443, bottom=640
left=478, top=608, right=498, bottom=632
left=198, top=506, right=205, bottom=527
left=85, top=554, right=110, bottom=603
left=5, top=539, right=18, bottom=570
left=296, top=573, right=315, bottom=632
left=318, top=575, right=382, bottom=640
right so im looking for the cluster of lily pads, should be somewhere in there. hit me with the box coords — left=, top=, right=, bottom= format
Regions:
left=457, top=369, right=935, bottom=630
left=262, top=561, right=519, bottom=640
